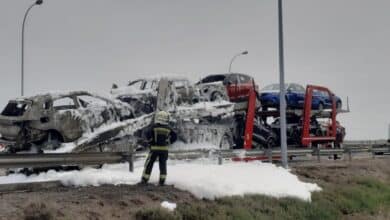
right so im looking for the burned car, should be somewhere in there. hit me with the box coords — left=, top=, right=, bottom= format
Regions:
left=0, top=91, right=134, bottom=152
left=111, top=77, right=199, bottom=115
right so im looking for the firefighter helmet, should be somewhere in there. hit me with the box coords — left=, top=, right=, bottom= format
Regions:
left=154, top=111, right=170, bottom=125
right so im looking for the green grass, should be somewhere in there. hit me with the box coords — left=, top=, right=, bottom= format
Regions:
left=135, top=177, right=390, bottom=220
left=135, top=208, right=181, bottom=220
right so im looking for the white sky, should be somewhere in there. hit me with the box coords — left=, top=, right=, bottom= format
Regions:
left=0, top=0, right=389, bottom=140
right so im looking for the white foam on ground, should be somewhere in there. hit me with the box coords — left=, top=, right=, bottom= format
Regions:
left=161, top=201, right=177, bottom=211
left=0, top=160, right=320, bottom=201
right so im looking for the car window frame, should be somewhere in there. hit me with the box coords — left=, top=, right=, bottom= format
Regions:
left=53, top=96, right=79, bottom=111
left=238, top=74, right=252, bottom=84
left=295, top=84, right=305, bottom=93
left=201, top=75, right=226, bottom=84
left=128, top=80, right=145, bottom=90
left=76, top=95, right=109, bottom=108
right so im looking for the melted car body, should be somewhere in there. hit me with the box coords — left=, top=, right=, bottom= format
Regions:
left=111, top=77, right=198, bottom=116
left=0, top=91, right=134, bottom=152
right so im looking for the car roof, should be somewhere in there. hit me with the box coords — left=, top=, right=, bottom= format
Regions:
left=17, top=91, right=93, bottom=102
left=200, top=73, right=252, bottom=79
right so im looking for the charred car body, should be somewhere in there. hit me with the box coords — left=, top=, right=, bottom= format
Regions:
left=0, top=91, right=134, bottom=152
left=111, top=77, right=199, bottom=116
left=0, top=73, right=347, bottom=154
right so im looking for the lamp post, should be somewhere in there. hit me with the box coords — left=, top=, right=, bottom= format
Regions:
left=228, top=50, right=248, bottom=73
left=21, top=0, right=43, bottom=96
left=278, top=0, right=288, bottom=168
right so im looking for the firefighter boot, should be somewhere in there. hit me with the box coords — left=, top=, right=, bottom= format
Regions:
left=159, top=178, right=165, bottom=186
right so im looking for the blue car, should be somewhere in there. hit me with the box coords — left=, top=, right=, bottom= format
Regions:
left=259, top=83, right=342, bottom=110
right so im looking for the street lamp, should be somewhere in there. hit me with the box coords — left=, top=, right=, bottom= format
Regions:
left=278, top=0, right=288, bottom=168
left=21, top=0, right=43, bottom=96
left=228, top=50, right=248, bottom=73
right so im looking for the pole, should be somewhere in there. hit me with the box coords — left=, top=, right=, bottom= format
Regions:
left=21, top=1, right=42, bottom=96
left=228, top=51, right=248, bottom=73
left=388, top=124, right=390, bottom=143
left=229, top=54, right=240, bottom=73
left=278, top=0, right=288, bottom=168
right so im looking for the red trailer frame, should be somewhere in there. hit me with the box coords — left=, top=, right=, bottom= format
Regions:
left=243, top=88, right=257, bottom=150
left=240, top=84, right=339, bottom=151
left=301, top=85, right=337, bottom=147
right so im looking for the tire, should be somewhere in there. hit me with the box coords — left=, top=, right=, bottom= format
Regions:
left=210, top=91, right=224, bottom=102
left=42, top=131, right=63, bottom=150
left=219, top=133, right=234, bottom=150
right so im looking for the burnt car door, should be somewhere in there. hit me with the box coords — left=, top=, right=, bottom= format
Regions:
left=28, top=98, right=54, bottom=131
left=51, top=96, right=83, bottom=141
left=76, top=95, right=116, bottom=132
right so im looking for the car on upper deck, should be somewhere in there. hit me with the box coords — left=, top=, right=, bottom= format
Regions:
left=196, top=73, right=259, bottom=102
left=259, top=83, right=342, bottom=110
left=111, top=77, right=199, bottom=115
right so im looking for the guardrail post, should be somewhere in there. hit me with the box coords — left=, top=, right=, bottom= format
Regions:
left=316, top=146, right=321, bottom=162
left=122, top=152, right=134, bottom=172
left=129, top=153, right=134, bottom=172
left=267, top=148, right=272, bottom=163
left=218, top=150, right=223, bottom=165
left=347, top=148, right=352, bottom=162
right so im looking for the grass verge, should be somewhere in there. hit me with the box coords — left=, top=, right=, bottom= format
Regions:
left=135, top=177, right=390, bottom=220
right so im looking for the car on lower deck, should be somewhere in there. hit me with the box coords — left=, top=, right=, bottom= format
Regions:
left=269, top=116, right=346, bottom=147
left=259, top=83, right=342, bottom=110
left=0, top=91, right=134, bottom=153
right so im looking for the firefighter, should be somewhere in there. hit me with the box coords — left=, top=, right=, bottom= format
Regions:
left=140, top=111, right=177, bottom=186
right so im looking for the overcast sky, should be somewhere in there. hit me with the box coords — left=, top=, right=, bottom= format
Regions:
left=0, top=0, right=389, bottom=140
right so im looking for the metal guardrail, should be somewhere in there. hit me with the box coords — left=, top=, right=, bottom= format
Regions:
left=0, top=152, right=134, bottom=171
left=168, top=146, right=389, bottom=163
left=0, top=145, right=388, bottom=171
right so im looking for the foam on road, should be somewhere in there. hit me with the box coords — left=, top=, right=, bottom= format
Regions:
left=0, top=160, right=320, bottom=201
